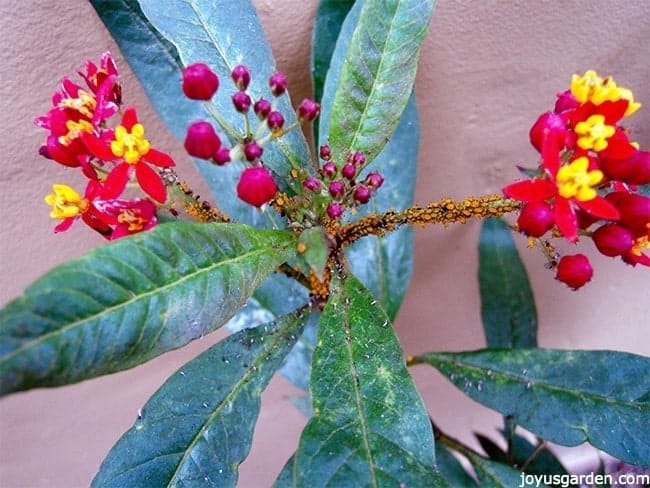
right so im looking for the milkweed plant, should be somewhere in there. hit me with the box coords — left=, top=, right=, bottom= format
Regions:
left=1, top=0, right=649, bottom=486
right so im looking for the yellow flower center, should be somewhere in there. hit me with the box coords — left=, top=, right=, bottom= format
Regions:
left=44, top=184, right=89, bottom=219
left=630, top=235, right=649, bottom=257
left=58, top=119, right=94, bottom=146
left=117, top=210, right=147, bottom=232
left=58, top=90, right=97, bottom=119
left=556, top=157, right=603, bottom=201
left=570, top=70, right=641, bottom=116
left=574, top=114, right=615, bottom=152
left=111, top=123, right=150, bottom=164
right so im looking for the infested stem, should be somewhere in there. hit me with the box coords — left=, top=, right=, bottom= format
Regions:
left=332, top=194, right=521, bottom=248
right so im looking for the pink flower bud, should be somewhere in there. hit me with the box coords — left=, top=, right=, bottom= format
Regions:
left=328, top=180, right=345, bottom=198
left=213, top=147, right=231, bottom=166
left=529, top=112, right=567, bottom=153
left=243, top=141, right=263, bottom=161
left=267, top=111, right=285, bottom=132
left=326, top=202, right=344, bottom=219
left=231, top=64, right=251, bottom=90
left=554, top=90, right=579, bottom=113
left=182, top=63, right=219, bottom=100
left=254, top=98, right=272, bottom=119
left=303, top=177, right=321, bottom=192
left=593, top=224, right=634, bottom=257
left=269, top=72, right=288, bottom=96
left=517, top=201, right=555, bottom=237
left=237, top=166, right=278, bottom=207
left=353, top=185, right=371, bottom=204
left=600, top=150, right=650, bottom=186
left=616, top=193, right=650, bottom=235
left=232, top=91, right=252, bottom=113
left=351, top=151, right=366, bottom=166
left=319, top=144, right=331, bottom=160
left=322, top=161, right=337, bottom=178
left=297, top=98, right=320, bottom=122
left=365, top=171, right=384, bottom=189
left=556, top=254, right=593, bottom=290
left=184, top=121, right=221, bottom=159
left=341, top=163, right=356, bottom=180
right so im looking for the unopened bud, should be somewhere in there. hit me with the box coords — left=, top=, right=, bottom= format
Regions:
left=243, top=141, right=263, bottom=161
left=269, top=72, right=288, bottom=96
left=184, top=121, right=221, bottom=159
left=231, top=64, right=251, bottom=90
left=182, top=63, right=219, bottom=100
left=232, top=91, right=252, bottom=113
left=254, top=98, right=272, bottom=119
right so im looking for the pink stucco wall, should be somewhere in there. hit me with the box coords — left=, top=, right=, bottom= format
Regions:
left=1, top=1, right=648, bottom=486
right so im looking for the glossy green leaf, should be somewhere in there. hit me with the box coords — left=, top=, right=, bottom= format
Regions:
left=288, top=274, right=447, bottom=486
left=478, top=218, right=537, bottom=348
left=311, top=0, right=355, bottom=144
left=0, top=222, right=295, bottom=395
left=327, top=0, right=435, bottom=162
left=89, top=1, right=306, bottom=226
left=345, top=94, right=418, bottom=320
left=93, top=309, right=306, bottom=487
left=415, top=349, right=650, bottom=467
left=137, top=0, right=311, bottom=184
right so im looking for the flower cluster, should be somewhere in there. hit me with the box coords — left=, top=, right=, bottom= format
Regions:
left=181, top=62, right=320, bottom=208
left=37, top=52, right=174, bottom=239
left=503, top=70, right=650, bottom=288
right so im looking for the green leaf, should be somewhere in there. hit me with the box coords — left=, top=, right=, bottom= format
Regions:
left=327, top=0, right=435, bottom=162
left=311, top=0, right=355, bottom=144
left=505, top=432, right=569, bottom=478
left=0, top=222, right=295, bottom=395
left=415, top=349, right=650, bottom=467
left=137, top=0, right=311, bottom=185
left=478, top=218, right=537, bottom=348
left=435, top=444, right=477, bottom=487
left=345, top=94, right=418, bottom=320
left=288, top=274, right=447, bottom=486
left=92, top=309, right=306, bottom=487
left=89, top=1, right=305, bottom=226
left=295, top=227, right=330, bottom=280
left=467, top=453, right=544, bottom=488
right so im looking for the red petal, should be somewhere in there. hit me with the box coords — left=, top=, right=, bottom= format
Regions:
left=597, top=100, right=628, bottom=125
left=577, top=196, right=620, bottom=221
left=54, top=217, right=75, bottom=233
left=102, top=162, right=131, bottom=199
left=121, top=107, right=138, bottom=130
left=599, top=129, right=636, bottom=160
left=145, top=148, right=175, bottom=168
left=554, top=198, right=578, bottom=242
left=503, top=179, right=556, bottom=202
left=81, top=131, right=116, bottom=161
left=541, top=135, right=562, bottom=176
left=135, top=162, right=166, bottom=202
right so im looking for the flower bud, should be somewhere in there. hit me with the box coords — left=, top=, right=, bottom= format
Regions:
left=182, top=63, right=219, bottom=100
left=353, top=185, right=371, bottom=204
left=297, top=98, right=320, bottom=122
left=322, top=161, right=337, bottom=178
left=232, top=91, right=252, bottom=113
left=517, top=201, right=554, bottom=237
left=184, top=121, right=221, bottom=159
left=267, top=111, right=285, bottom=132
left=326, top=202, right=344, bottom=219
left=351, top=151, right=366, bottom=166
left=556, top=254, right=593, bottom=290
left=328, top=180, right=345, bottom=198
left=303, top=177, right=321, bottom=192
left=213, top=147, right=231, bottom=166
left=593, top=224, right=634, bottom=257
left=341, top=163, right=356, bottom=180
left=554, top=90, right=579, bottom=113
left=231, top=64, right=251, bottom=90
left=269, top=72, right=288, bottom=96
left=600, top=150, right=650, bottom=186
left=529, top=112, right=567, bottom=153
left=616, top=193, right=650, bottom=235
left=243, top=141, right=263, bottom=161
left=254, top=98, right=272, bottom=119
left=319, top=144, right=331, bottom=160
left=237, top=166, right=278, bottom=207
left=365, top=171, right=384, bottom=189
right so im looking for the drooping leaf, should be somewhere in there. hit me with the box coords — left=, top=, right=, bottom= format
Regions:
left=435, top=444, right=477, bottom=487
left=467, top=453, right=545, bottom=488
left=89, top=0, right=308, bottom=226
left=504, top=431, right=569, bottom=478
left=327, top=0, right=435, bottom=163
left=478, top=217, right=537, bottom=348
left=311, top=0, right=355, bottom=144
left=287, top=274, right=447, bottom=486
left=415, top=349, right=650, bottom=467
left=345, top=94, right=418, bottom=320
left=0, top=222, right=295, bottom=394
left=92, top=309, right=306, bottom=487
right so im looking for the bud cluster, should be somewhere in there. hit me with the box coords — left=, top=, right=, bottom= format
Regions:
left=181, top=62, right=320, bottom=207
left=502, top=71, right=649, bottom=289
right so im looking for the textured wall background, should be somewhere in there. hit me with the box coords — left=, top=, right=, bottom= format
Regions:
left=1, top=0, right=648, bottom=486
